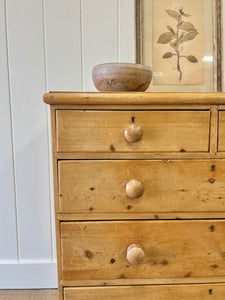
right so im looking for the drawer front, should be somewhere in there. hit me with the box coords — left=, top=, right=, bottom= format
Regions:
left=219, top=111, right=225, bottom=151
left=64, top=284, right=225, bottom=300
left=56, top=110, right=210, bottom=152
left=61, top=220, right=225, bottom=281
left=58, top=160, right=225, bottom=214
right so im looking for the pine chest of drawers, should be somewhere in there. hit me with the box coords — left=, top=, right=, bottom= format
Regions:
left=44, top=92, right=225, bottom=300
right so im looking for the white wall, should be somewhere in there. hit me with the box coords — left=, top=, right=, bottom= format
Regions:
left=0, top=0, right=135, bottom=289
left=1, top=0, right=224, bottom=290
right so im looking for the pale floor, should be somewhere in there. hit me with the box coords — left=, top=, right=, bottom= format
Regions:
left=0, top=290, right=58, bottom=300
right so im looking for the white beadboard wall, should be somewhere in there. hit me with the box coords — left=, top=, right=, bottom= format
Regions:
left=1, top=0, right=225, bottom=290
left=0, top=0, right=135, bottom=288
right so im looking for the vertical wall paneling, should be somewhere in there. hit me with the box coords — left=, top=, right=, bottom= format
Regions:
left=222, top=0, right=225, bottom=91
left=118, top=0, right=136, bottom=62
left=82, top=0, right=118, bottom=91
left=6, top=0, right=225, bottom=289
left=44, top=0, right=84, bottom=257
left=44, top=0, right=82, bottom=91
left=0, top=0, right=18, bottom=262
left=6, top=0, right=52, bottom=261
left=44, top=0, right=83, bottom=258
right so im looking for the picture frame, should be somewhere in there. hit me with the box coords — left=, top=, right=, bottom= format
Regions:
left=136, top=0, right=222, bottom=92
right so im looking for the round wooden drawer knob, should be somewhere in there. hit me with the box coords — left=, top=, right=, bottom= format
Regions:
left=124, top=125, right=143, bottom=143
left=127, top=244, right=145, bottom=265
left=126, top=179, right=144, bottom=199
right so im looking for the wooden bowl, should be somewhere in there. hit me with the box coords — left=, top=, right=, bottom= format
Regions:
left=92, top=62, right=152, bottom=92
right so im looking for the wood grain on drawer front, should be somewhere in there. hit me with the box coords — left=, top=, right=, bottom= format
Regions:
left=58, top=160, right=225, bottom=214
left=56, top=110, right=210, bottom=152
left=64, top=284, right=225, bottom=300
left=61, top=220, right=225, bottom=281
left=219, top=111, right=225, bottom=151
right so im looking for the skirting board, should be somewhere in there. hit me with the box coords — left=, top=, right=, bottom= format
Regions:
left=0, top=262, right=57, bottom=289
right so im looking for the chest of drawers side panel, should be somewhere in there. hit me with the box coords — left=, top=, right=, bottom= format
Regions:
left=50, top=107, right=63, bottom=300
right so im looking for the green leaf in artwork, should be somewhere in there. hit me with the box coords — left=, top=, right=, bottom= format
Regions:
left=163, top=52, right=174, bottom=58
left=170, top=40, right=180, bottom=49
left=186, top=55, right=198, bottom=63
left=183, top=13, right=191, bottom=17
left=180, top=32, right=185, bottom=39
left=179, top=22, right=197, bottom=32
left=157, top=32, right=175, bottom=44
left=181, top=31, right=198, bottom=43
left=167, top=25, right=175, bottom=34
left=165, top=10, right=180, bottom=19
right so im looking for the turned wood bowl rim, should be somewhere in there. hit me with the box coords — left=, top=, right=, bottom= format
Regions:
left=93, top=62, right=152, bottom=73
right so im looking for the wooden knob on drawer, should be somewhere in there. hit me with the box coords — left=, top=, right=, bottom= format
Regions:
left=124, top=125, right=143, bottom=143
left=127, top=244, right=145, bottom=264
left=126, top=179, right=144, bottom=199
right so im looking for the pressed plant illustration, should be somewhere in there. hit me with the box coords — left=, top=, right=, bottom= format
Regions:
left=157, top=7, right=199, bottom=81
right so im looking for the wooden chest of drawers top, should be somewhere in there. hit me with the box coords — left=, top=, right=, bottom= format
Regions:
left=44, top=92, right=225, bottom=158
left=44, top=92, right=225, bottom=300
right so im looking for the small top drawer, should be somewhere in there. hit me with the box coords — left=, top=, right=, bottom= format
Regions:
left=56, top=110, right=210, bottom=153
left=219, top=111, right=225, bottom=151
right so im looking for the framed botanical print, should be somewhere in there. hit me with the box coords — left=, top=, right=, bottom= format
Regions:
left=136, top=0, right=222, bottom=92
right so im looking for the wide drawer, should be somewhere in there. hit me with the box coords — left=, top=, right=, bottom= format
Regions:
left=61, top=220, right=225, bottom=281
left=56, top=110, right=210, bottom=152
left=58, top=160, right=225, bottom=214
left=64, top=284, right=225, bottom=299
